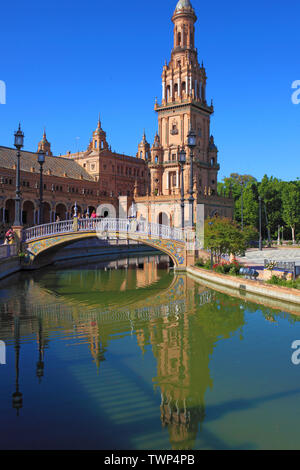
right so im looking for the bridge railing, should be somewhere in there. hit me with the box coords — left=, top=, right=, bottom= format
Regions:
left=24, top=218, right=186, bottom=243
left=0, top=244, right=18, bottom=259
left=24, top=220, right=74, bottom=241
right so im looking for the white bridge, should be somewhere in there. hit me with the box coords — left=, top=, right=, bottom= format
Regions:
left=23, top=218, right=196, bottom=268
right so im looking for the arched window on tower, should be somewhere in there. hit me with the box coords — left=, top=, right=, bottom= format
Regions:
left=177, top=32, right=181, bottom=46
left=174, top=83, right=178, bottom=97
left=155, top=155, right=159, bottom=164
left=166, top=85, right=170, bottom=100
left=95, top=140, right=97, bottom=149
left=190, top=32, right=194, bottom=47
left=182, top=82, right=186, bottom=93
left=183, top=32, right=187, bottom=46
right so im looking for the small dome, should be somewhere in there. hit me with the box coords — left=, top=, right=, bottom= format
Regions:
left=175, top=0, right=194, bottom=12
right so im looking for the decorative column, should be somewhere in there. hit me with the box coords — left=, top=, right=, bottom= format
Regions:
left=162, top=81, right=166, bottom=101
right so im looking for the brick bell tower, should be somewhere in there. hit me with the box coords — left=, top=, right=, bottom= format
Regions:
left=37, top=129, right=53, bottom=156
left=151, top=0, right=220, bottom=199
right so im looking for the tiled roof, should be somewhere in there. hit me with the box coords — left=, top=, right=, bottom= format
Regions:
left=0, top=146, right=95, bottom=181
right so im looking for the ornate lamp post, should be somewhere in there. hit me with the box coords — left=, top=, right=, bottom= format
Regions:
left=13, top=124, right=24, bottom=227
left=179, top=147, right=186, bottom=229
left=37, top=149, right=45, bottom=225
left=187, top=127, right=196, bottom=227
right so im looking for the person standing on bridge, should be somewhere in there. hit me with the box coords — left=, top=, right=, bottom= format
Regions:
left=5, top=228, right=15, bottom=245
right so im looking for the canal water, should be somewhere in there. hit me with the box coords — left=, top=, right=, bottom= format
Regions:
left=0, top=253, right=300, bottom=450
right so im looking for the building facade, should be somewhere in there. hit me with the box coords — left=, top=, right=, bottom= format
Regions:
left=0, top=131, right=120, bottom=229
left=0, top=121, right=148, bottom=231
left=61, top=117, right=149, bottom=198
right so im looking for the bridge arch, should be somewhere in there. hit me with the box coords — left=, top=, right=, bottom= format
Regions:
left=23, top=219, right=189, bottom=269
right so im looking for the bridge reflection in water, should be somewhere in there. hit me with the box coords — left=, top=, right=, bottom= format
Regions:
left=0, top=254, right=294, bottom=450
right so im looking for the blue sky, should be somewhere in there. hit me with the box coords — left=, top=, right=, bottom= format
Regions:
left=0, top=0, right=299, bottom=181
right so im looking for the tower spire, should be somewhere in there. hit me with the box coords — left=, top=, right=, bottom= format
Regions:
left=38, top=128, right=52, bottom=156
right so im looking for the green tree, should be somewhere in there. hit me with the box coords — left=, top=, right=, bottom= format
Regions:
left=282, top=182, right=300, bottom=244
left=258, top=175, right=283, bottom=239
left=204, top=217, right=247, bottom=262
left=235, top=182, right=259, bottom=227
left=218, top=173, right=257, bottom=201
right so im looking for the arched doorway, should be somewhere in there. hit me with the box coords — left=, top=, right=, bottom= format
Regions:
left=56, top=203, right=67, bottom=221
left=42, top=202, right=51, bottom=224
left=5, top=199, right=15, bottom=224
left=158, top=212, right=169, bottom=226
left=88, top=206, right=96, bottom=217
left=22, top=201, right=35, bottom=226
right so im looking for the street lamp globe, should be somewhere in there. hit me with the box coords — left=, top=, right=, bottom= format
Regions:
left=37, top=149, right=46, bottom=165
left=14, top=124, right=24, bottom=149
left=187, top=128, right=197, bottom=149
left=179, top=147, right=186, bottom=164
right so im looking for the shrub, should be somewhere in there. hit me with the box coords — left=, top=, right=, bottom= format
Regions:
left=195, top=258, right=205, bottom=267
left=195, top=258, right=212, bottom=270
left=229, top=266, right=237, bottom=275
left=212, top=261, right=242, bottom=276
left=214, top=264, right=225, bottom=274
left=267, top=275, right=300, bottom=290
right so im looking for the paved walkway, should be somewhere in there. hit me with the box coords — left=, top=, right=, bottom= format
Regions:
left=237, top=248, right=300, bottom=267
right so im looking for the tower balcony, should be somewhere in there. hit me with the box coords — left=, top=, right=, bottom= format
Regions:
left=155, top=97, right=213, bottom=114
left=171, top=46, right=198, bottom=55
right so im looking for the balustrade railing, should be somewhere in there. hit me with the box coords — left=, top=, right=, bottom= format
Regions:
left=0, top=244, right=18, bottom=259
left=24, top=218, right=186, bottom=243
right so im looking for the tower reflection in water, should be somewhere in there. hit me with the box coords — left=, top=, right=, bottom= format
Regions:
left=0, top=253, right=278, bottom=449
